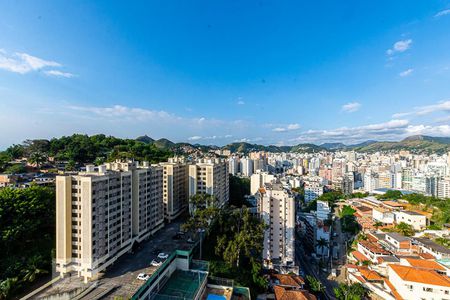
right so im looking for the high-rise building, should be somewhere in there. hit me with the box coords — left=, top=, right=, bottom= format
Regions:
left=240, top=157, right=254, bottom=177
left=304, top=178, right=323, bottom=202
left=257, top=182, right=295, bottom=269
left=160, top=159, right=188, bottom=222
left=250, top=170, right=275, bottom=195
left=228, top=156, right=239, bottom=175
left=56, top=162, right=164, bottom=282
left=188, top=158, right=229, bottom=210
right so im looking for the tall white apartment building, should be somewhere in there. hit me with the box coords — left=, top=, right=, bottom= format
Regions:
left=188, top=158, right=229, bottom=210
left=56, top=162, right=164, bottom=282
left=304, top=179, right=323, bottom=202
left=250, top=170, right=275, bottom=195
left=438, top=177, right=450, bottom=199
left=160, top=160, right=188, bottom=222
left=257, top=182, right=295, bottom=268
left=240, top=157, right=254, bottom=177
left=228, top=157, right=239, bottom=175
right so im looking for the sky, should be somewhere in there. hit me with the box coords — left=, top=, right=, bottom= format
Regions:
left=1, top=0, right=450, bottom=149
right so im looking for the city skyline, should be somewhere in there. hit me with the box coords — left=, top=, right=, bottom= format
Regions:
left=1, top=1, right=450, bottom=148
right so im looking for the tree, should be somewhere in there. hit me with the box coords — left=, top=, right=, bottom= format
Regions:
left=4, top=163, right=26, bottom=174
left=316, top=238, right=328, bottom=257
left=5, top=144, right=24, bottom=160
left=22, top=255, right=49, bottom=282
left=229, top=175, right=250, bottom=207
left=28, top=151, right=47, bottom=168
left=377, top=190, right=402, bottom=200
left=334, top=283, right=366, bottom=300
left=340, top=205, right=356, bottom=218
left=306, top=275, right=324, bottom=294
left=0, top=277, right=19, bottom=300
left=374, top=221, right=383, bottom=230
left=395, top=222, right=415, bottom=237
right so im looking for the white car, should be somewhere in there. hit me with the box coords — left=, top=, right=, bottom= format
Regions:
left=151, top=259, right=162, bottom=267
left=137, top=273, right=150, bottom=281
left=157, top=252, right=169, bottom=259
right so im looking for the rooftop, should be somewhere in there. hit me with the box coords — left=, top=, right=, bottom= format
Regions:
left=273, top=286, right=317, bottom=300
left=404, top=258, right=446, bottom=271
left=414, top=237, right=450, bottom=255
left=389, top=264, right=450, bottom=287
left=386, top=232, right=410, bottom=242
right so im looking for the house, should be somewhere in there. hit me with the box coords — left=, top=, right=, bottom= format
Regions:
left=414, top=237, right=450, bottom=259
left=381, top=232, right=412, bottom=255
left=394, top=211, right=428, bottom=230
left=357, top=240, right=391, bottom=263
left=372, top=207, right=395, bottom=224
left=400, top=258, right=448, bottom=275
left=273, top=285, right=317, bottom=300
left=387, top=264, right=450, bottom=300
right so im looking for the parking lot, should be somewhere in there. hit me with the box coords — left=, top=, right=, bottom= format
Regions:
left=33, top=217, right=196, bottom=300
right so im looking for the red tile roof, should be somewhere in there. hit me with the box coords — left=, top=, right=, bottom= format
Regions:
left=389, top=264, right=450, bottom=287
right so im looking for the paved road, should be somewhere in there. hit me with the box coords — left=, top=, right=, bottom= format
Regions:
left=296, top=240, right=337, bottom=300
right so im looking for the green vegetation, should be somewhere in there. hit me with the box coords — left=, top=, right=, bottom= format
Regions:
left=376, top=190, right=402, bottom=200
left=229, top=175, right=251, bottom=207
left=339, top=205, right=360, bottom=234
left=434, top=237, right=450, bottom=249
left=0, top=186, right=55, bottom=299
left=382, top=222, right=415, bottom=237
left=0, top=134, right=173, bottom=173
left=306, top=275, right=325, bottom=296
left=333, top=283, right=366, bottom=300
left=352, top=135, right=450, bottom=154
left=183, top=194, right=266, bottom=297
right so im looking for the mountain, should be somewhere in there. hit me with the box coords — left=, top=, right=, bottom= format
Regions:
left=153, top=138, right=175, bottom=149
left=348, top=140, right=377, bottom=148
left=320, top=142, right=346, bottom=150
left=136, top=135, right=154, bottom=144
left=353, top=136, right=450, bottom=154
left=402, top=135, right=450, bottom=144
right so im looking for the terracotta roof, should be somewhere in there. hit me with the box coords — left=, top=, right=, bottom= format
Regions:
left=384, top=279, right=404, bottom=300
left=271, top=274, right=305, bottom=287
left=359, top=240, right=390, bottom=255
left=273, top=286, right=317, bottom=300
left=382, top=201, right=406, bottom=208
left=352, top=250, right=370, bottom=262
left=344, top=264, right=358, bottom=270
left=404, top=258, right=446, bottom=271
left=358, top=267, right=383, bottom=281
left=419, top=252, right=436, bottom=260
left=389, top=264, right=450, bottom=287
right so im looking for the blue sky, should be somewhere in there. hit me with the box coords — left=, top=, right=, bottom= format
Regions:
left=1, top=0, right=450, bottom=149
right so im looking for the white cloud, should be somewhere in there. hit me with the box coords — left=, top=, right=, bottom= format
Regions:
left=44, top=70, right=75, bottom=78
left=435, top=9, right=450, bottom=17
left=272, top=123, right=301, bottom=132
left=237, top=100, right=245, bottom=105
left=188, top=136, right=202, bottom=141
left=386, top=39, right=412, bottom=55
left=341, top=102, right=361, bottom=113
left=0, top=50, right=68, bottom=75
left=392, top=100, right=450, bottom=118
left=290, top=119, right=410, bottom=144
left=399, top=68, right=414, bottom=77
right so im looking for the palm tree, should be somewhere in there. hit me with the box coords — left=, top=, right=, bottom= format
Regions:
left=28, top=151, right=47, bottom=168
left=306, top=275, right=325, bottom=294
left=316, top=237, right=328, bottom=257
left=22, top=255, right=48, bottom=282
left=395, top=222, right=415, bottom=237
left=0, top=277, right=19, bottom=300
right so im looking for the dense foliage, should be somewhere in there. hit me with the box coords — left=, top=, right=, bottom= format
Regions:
left=229, top=175, right=250, bottom=207
left=334, top=283, right=366, bottom=300
left=0, top=134, right=173, bottom=173
left=0, top=186, right=55, bottom=299
left=183, top=194, right=267, bottom=297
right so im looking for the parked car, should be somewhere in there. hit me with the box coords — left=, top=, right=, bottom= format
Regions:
left=157, top=252, right=169, bottom=259
left=137, top=273, right=150, bottom=281
left=151, top=259, right=162, bottom=267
